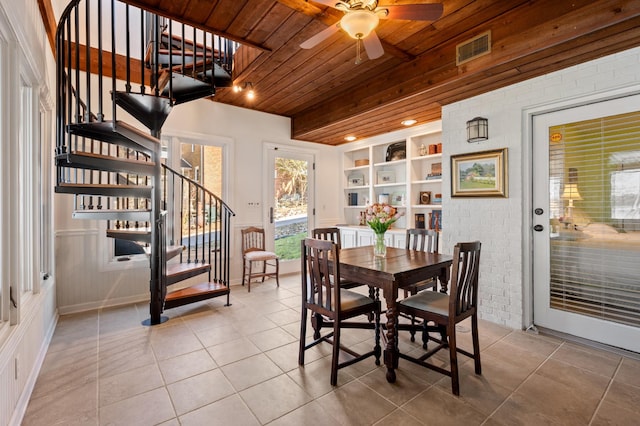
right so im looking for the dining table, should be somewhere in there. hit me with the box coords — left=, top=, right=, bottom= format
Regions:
left=338, top=245, right=453, bottom=383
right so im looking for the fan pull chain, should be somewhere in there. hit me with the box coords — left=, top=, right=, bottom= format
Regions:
left=355, top=37, right=363, bottom=65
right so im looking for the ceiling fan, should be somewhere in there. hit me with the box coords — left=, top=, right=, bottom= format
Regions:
left=300, top=1, right=443, bottom=64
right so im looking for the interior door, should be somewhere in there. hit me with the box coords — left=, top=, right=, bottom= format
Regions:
left=265, top=146, right=314, bottom=274
left=532, top=94, right=640, bottom=352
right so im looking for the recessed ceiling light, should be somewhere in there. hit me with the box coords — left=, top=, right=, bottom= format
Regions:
left=401, top=119, right=417, bottom=126
left=345, top=136, right=357, bottom=142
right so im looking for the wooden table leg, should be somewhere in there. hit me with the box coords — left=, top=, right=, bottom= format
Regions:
left=383, top=286, right=398, bottom=383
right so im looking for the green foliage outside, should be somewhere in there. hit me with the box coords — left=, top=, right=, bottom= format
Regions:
left=275, top=232, right=307, bottom=259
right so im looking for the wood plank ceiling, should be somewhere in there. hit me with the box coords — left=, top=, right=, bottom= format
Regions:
left=121, top=0, right=640, bottom=145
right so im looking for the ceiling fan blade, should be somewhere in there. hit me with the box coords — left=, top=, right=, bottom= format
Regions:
left=383, top=4, right=443, bottom=21
left=310, top=0, right=341, bottom=8
left=300, top=23, right=341, bottom=49
left=363, top=31, right=384, bottom=60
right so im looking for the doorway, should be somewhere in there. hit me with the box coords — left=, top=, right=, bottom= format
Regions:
left=532, top=94, right=640, bottom=352
left=265, top=146, right=314, bottom=274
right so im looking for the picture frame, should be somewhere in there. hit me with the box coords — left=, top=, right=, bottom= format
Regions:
left=419, top=191, right=431, bottom=205
left=377, top=170, right=395, bottom=184
left=391, top=191, right=405, bottom=206
left=451, top=148, right=508, bottom=197
left=429, top=209, right=442, bottom=231
left=348, top=172, right=365, bottom=187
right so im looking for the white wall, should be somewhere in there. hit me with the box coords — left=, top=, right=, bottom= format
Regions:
left=54, top=96, right=342, bottom=314
left=0, top=1, right=58, bottom=425
left=441, top=47, right=640, bottom=329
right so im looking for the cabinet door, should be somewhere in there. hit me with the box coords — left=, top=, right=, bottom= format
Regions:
left=340, top=229, right=357, bottom=248
left=392, top=232, right=406, bottom=248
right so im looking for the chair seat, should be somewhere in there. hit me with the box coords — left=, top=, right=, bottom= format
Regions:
left=400, top=290, right=449, bottom=317
left=244, top=250, right=278, bottom=261
left=311, top=288, right=377, bottom=312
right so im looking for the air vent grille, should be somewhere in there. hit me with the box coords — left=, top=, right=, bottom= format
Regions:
left=456, top=31, right=491, bottom=66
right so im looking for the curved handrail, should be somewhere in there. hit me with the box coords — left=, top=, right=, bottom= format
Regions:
left=162, top=163, right=235, bottom=217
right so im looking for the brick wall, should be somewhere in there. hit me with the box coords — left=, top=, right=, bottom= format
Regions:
left=441, top=47, right=640, bottom=329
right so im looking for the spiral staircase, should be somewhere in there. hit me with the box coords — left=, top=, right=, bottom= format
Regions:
left=54, top=0, right=236, bottom=325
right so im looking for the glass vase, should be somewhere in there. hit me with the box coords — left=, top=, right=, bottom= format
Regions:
left=374, top=231, right=387, bottom=257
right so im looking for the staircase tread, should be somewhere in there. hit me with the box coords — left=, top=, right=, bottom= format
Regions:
left=62, top=150, right=155, bottom=165
left=167, top=262, right=210, bottom=277
left=165, top=281, right=228, bottom=301
left=59, top=182, right=152, bottom=190
left=68, top=120, right=160, bottom=147
left=107, top=228, right=152, bottom=234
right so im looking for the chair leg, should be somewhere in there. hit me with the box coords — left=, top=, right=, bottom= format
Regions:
left=330, top=318, right=340, bottom=386
left=447, top=323, right=460, bottom=396
left=311, top=313, right=323, bottom=340
left=242, top=260, right=246, bottom=286
left=374, top=307, right=381, bottom=365
left=261, top=261, right=267, bottom=283
left=275, top=258, right=280, bottom=287
left=471, top=314, right=482, bottom=375
left=247, top=261, right=253, bottom=292
left=299, top=307, right=308, bottom=366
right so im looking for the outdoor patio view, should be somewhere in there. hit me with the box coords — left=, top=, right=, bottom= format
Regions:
left=274, top=157, right=308, bottom=259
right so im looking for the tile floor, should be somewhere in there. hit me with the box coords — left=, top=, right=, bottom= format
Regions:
left=23, top=274, right=640, bottom=425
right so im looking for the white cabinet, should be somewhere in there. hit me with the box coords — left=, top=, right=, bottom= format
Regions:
left=341, top=130, right=443, bottom=237
left=339, top=227, right=406, bottom=249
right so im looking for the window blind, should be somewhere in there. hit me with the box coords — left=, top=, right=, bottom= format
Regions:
left=548, top=111, right=640, bottom=327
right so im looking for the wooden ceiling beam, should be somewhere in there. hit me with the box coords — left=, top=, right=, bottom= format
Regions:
left=291, top=0, right=640, bottom=141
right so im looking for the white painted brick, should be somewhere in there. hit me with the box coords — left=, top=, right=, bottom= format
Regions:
left=442, top=46, right=640, bottom=332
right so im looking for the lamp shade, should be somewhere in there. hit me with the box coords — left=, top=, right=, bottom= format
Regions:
left=561, top=183, right=583, bottom=201
left=340, top=10, right=379, bottom=39
left=466, top=117, right=488, bottom=142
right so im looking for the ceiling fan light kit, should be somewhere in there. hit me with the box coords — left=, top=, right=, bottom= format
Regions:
left=300, top=0, right=443, bottom=63
left=340, top=10, right=380, bottom=39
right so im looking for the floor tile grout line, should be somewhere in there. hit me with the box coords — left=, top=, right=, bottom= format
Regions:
left=479, top=338, right=566, bottom=425
left=587, top=356, right=623, bottom=426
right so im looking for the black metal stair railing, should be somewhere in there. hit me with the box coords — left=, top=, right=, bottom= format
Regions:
left=162, top=164, right=235, bottom=288
left=54, top=0, right=237, bottom=324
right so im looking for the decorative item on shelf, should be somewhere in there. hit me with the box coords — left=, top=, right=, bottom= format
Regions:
left=359, top=211, right=367, bottom=225
left=467, top=117, right=489, bottom=143
left=348, top=192, right=358, bottom=206
left=385, top=141, right=406, bottom=161
left=391, top=191, right=405, bottom=206
left=437, top=143, right=443, bottom=153
left=377, top=170, right=395, bottom=184
left=419, top=144, right=427, bottom=156
left=419, top=191, right=432, bottom=205
left=378, top=193, right=390, bottom=204
left=432, top=193, right=442, bottom=204
left=354, top=158, right=369, bottom=167
left=428, top=144, right=437, bottom=155
left=415, top=213, right=426, bottom=229
left=364, top=203, right=404, bottom=257
left=425, top=162, right=442, bottom=180
left=429, top=209, right=442, bottom=231
left=348, top=172, right=365, bottom=187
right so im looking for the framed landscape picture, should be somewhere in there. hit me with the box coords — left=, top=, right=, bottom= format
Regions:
left=451, top=148, right=508, bottom=197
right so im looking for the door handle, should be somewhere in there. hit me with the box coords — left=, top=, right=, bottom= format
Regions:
left=269, top=207, right=274, bottom=224
left=533, top=224, right=544, bottom=232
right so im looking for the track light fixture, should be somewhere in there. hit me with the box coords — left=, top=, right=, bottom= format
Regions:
left=232, top=82, right=255, bottom=101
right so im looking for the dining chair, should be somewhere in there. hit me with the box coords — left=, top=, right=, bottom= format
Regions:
left=241, top=226, right=279, bottom=292
left=299, top=238, right=381, bottom=385
left=397, top=241, right=482, bottom=396
left=402, top=228, right=440, bottom=341
left=311, top=227, right=362, bottom=289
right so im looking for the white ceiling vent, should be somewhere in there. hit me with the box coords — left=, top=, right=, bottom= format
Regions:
left=456, top=31, right=491, bottom=66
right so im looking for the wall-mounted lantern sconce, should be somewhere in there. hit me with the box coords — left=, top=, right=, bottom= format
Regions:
left=466, top=117, right=488, bottom=143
